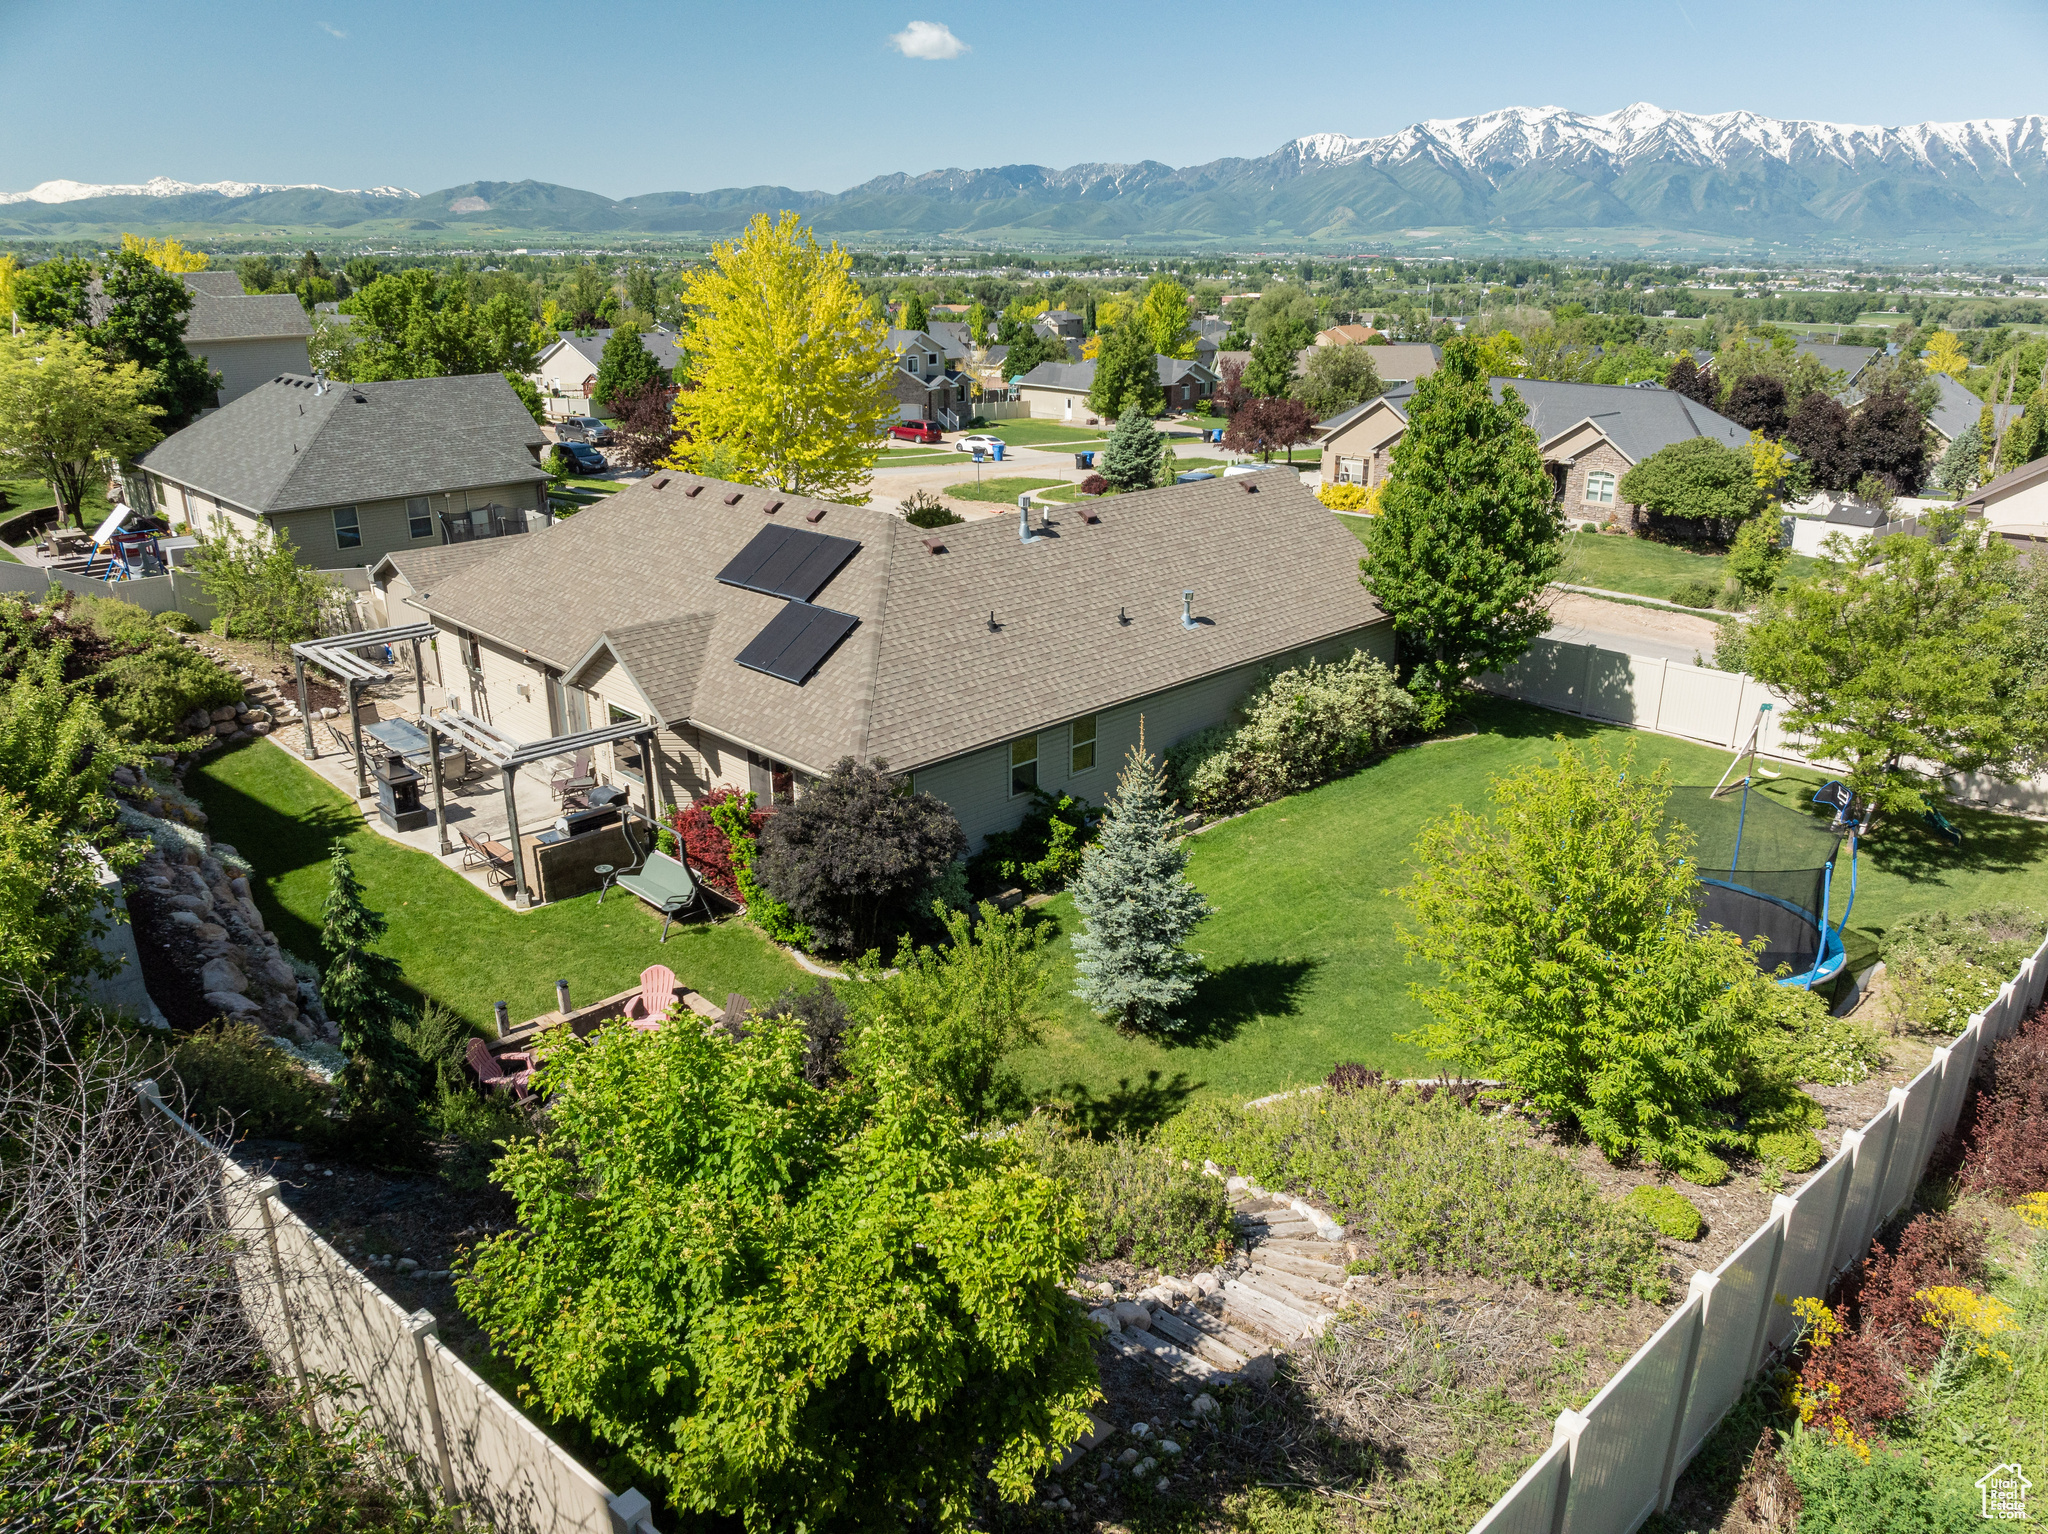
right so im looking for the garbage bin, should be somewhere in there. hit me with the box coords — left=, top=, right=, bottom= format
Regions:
left=993, top=441, right=1005, bottom=461
left=1084, top=451, right=1096, bottom=468
left=1075, top=453, right=1088, bottom=468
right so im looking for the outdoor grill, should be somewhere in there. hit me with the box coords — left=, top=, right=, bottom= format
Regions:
left=552, top=803, right=622, bottom=838
left=372, top=752, right=429, bottom=832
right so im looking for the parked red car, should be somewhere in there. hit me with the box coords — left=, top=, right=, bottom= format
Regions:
left=890, top=419, right=943, bottom=444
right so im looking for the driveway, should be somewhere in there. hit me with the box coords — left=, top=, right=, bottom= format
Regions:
left=1543, top=591, right=1725, bottom=667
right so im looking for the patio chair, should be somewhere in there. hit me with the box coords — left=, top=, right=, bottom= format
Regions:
left=355, top=700, right=384, bottom=727
left=551, top=752, right=595, bottom=804
left=458, top=829, right=515, bottom=882
left=325, top=720, right=357, bottom=758
left=624, top=963, right=679, bottom=1028
left=466, top=1037, right=537, bottom=1102
left=606, top=849, right=703, bottom=942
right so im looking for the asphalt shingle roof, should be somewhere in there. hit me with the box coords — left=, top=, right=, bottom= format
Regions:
left=138, top=373, right=548, bottom=514
left=1016, top=360, right=1097, bottom=391
left=181, top=272, right=248, bottom=298
left=1794, top=340, right=1879, bottom=382
left=1324, top=377, right=1750, bottom=461
left=371, top=539, right=523, bottom=597
left=544, top=326, right=683, bottom=375
left=182, top=292, right=313, bottom=343
left=1928, top=372, right=2022, bottom=443
left=410, top=472, right=1386, bottom=773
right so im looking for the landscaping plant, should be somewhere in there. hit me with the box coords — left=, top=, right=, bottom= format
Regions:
left=1398, top=738, right=1829, bottom=1183
left=705, top=787, right=810, bottom=944
left=899, top=486, right=963, bottom=528
left=967, top=787, right=1093, bottom=893
left=1362, top=336, right=1562, bottom=727
left=0, top=326, right=163, bottom=528
left=458, top=1010, right=1100, bottom=1531
left=754, top=758, right=965, bottom=954
left=843, top=902, right=1047, bottom=1124
left=1622, top=1184, right=1704, bottom=1241
left=320, top=841, right=424, bottom=1159
left=1004, top=1114, right=1234, bottom=1273
left=188, top=522, right=346, bottom=654
left=1880, top=905, right=2043, bottom=1038
left=1070, top=739, right=1213, bottom=1033
left=1164, top=1083, right=1667, bottom=1301
left=1099, top=402, right=1163, bottom=493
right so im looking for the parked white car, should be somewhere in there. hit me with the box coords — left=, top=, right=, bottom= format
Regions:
left=954, top=433, right=1004, bottom=454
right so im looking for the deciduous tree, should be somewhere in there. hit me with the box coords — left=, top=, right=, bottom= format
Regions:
left=666, top=212, right=895, bottom=502
left=1724, top=374, right=1789, bottom=438
left=1849, top=387, right=1930, bottom=494
left=1070, top=739, right=1213, bottom=1033
left=1788, top=392, right=1858, bottom=492
left=1242, top=315, right=1310, bottom=398
left=1363, top=337, right=1560, bottom=721
left=1085, top=313, right=1162, bottom=420
left=458, top=1014, right=1098, bottom=1530
left=1290, top=342, right=1384, bottom=421
left=608, top=379, right=678, bottom=469
left=1617, top=437, right=1756, bottom=540
left=1666, top=352, right=1716, bottom=407
left=96, top=249, right=219, bottom=427
left=1400, top=738, right=1823, bottom=1181
left=0, top=328, right=161, bottom=528
left=10, top=258, right=93, bottom=330
left=1138, top=279, right=1195, bottom=360
left=1924, top=330, right=1970, bottom=379
left=1744, top=510, right=2048, bottom=822
left=1220, top=394, right=1312, bottom=463
left=118, top=233, right=209, bottom=273
left=186, top=523, right=343, bottom=653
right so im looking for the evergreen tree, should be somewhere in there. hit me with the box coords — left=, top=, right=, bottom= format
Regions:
left=592, top=325, right=664, bottom=411
left=1087, top=314, right=1163, bottom=420
left=321, top=842, right=420, bottom=1137
left=1100, top=404, right=1162, bottom=493
left=1931, top=422, right=1984, bottom=498
left=1070, top=738, right=1213, bottom=1033
left=1364, top=336, right=1562, bottom=726
left=900, top=290, right=928, bottom=333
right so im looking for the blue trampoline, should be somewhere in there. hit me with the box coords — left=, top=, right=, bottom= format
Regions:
left=1665, top=781, right=1861, bottom=989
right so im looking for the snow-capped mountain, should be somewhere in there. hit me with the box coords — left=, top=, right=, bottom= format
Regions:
left=1279, top=104, right=2048, bottom=179
left=0, top=177, right=416, bottom=204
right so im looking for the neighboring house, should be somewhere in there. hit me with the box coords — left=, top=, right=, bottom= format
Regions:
left=1925, top=371, right=2021, bottom=446
left=887, top=328, right=973, bottom=426
left=385, top=470, right=1390, bottom=851
left=1794, top=338, right=1879, bottom=389
left=87, top=270, right=313, bottom=410
left=1313, top=377, right=1750, bottom=526
left=1315, top=324, right=1382, bottom=347
left=530, top=327, right=684, bottom=418
left=1361, top=343, right=1441, bottom=384
left=135, top=373, right=551, bottom=568
left=1012, top=356, right=1216, bottom=420
left=1035, top=309, right=1087, bottom=341
left=1963, top=455, right=2048, bottom=545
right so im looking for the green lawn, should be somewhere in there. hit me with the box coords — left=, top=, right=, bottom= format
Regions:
left=1009, top=696, right=2048, bottom=1123
left=1554, top=527, right=1821, bottom=604
left=988, top=421, right=1115, bottom=447
left=942, top=476, right=1067, bottom=504
left=184, top=740, right=807, bottom=1035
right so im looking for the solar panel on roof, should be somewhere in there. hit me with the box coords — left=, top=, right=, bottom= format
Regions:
left=715, top=525, right=861, bottom=603
left=733, top=601, right=859, bottom=685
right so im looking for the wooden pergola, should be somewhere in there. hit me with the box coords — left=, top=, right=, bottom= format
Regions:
left=418, top=710, right=671, bottom=909
left=289, top=623, right=439, bottom=799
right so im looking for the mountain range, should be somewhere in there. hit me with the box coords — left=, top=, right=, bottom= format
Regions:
left=6, top=105, right=2046, bottom=257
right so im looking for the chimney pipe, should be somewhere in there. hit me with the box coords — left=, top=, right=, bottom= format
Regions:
left=1181, top=591, right=1196, bottom=630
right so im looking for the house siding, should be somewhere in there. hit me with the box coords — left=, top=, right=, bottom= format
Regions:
left=911, top=624, right=1396, bottom=850
left=1554, top=439, right=1636, bottom=528
left=272, top=481, right=545, bottom=568
left=1317, top=407, right=1405, bottom=487
left=1016, top=383, right=1096, bottom=422
left=202, top=336, right=313, bottom=407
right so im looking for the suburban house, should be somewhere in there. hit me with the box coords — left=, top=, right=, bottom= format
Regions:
left=1360, top=342, right=1441, bottom=383
left=530, top=327, right=684, bottom=417
left=373, top=470, right=1389, bottom=853
left=1315, top=324, right=1382, bottom=347
left=87, top=270, right=313, bottom=410
left=1962, top=456, right=2048, bottom=548
left=1313, top=377, right=1750, bottom=525
left=1035, top=309, right=1087, bottom=342
left=887, top=328, right=974, bottom=426
left=1795, top=338, right=1879, bottom=388
left=1013, top=356, right=1217, bottom=420
left=1925, top=371, right=2022, bottom=447
left=135, top=372, right=551, bottom=568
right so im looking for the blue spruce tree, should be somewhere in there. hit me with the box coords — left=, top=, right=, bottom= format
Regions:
left=1070, top=734, right=1213, bottom=1031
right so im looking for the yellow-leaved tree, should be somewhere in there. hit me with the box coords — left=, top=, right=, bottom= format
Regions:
left=0, top=255, right=17, bottom=319
left=119, top=234, right=210, bottom=273
left=1139, top=279, right=1196, bottom=360
left=665, top=212, right=894, bottom=503
left=1924, top=329, right=1970, bottom=379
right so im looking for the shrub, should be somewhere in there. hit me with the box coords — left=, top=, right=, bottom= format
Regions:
left=671, top=787, right=755, bottom=900
left=702, top=788, right=807, bottom=944
left=1671, top=578, right=1719, bottom=609
left=757, top=982, right=851, bottom=1088
left=1781, top=1434, right=1946, bottom=1532
left=1077, top=473, right=1107, bottom=496
left=1005, top=1116, right=1234, bottom=1273
left=900, top=487, right=963, bottom=528
left=1854, top=1211, right=1989, bottom=1365
left=391, top=999, right=472, bottom=1099
left=1756, top=1127, right=1824, bottom=1174
left=170, top=1021, right=336, bottom=1148
left=422, top=1080, right=536, bottom=1191
left=1165, top=651, right=1417, bottom=816
left=754, top=757, right=966, bottom=954
left=458, top=1011, right=1098, bottom=1528
left=1882, top=905, right=2042, bottom=1036
left=60, top=593, right=241, bottom=744
left=1622, top=1184, right=1704, bottom=1240
left=1316, top=480, right=1371, bottom=511
left=966, top=788, right=1094, bottom=893
left=1956, top=1009, right=2048, bottom=1197
left=1163, top=1083, right=1668, bottom=1301
left=154, top=608, right=200, bottom=633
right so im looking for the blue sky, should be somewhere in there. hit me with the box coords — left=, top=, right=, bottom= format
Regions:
left=3, top=0, right=2045, bottom=197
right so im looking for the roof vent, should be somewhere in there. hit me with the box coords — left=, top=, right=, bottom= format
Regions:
left=724, top=493, right=742, bottom=505
left=1079, top=506, right=1101, bottom=525
left=804, top=505, right=826, bottom=524
left=685, top=485, right=703, bottom=497
left=1181, top=590, right=1197, bottom=630
left=1241, top=480, right=1259, bottom=494
left=922, top=536, right=946, bottom=554
left=653, top=477, right=669, bottom=489
left=763, top=500, right=783, bottom=515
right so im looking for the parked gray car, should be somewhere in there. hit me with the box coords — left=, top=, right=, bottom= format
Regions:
left=557, top=415, right=614, bottom=446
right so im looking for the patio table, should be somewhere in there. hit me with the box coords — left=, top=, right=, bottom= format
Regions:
left=364, top=717, right=466, bottom=775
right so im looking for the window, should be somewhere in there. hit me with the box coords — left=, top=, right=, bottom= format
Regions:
left=1070, top=715, right=1096, bottom=775
left=1584, top=471, right=1617, bottom=506
left=609, top=703, right=644, bottom=782
left=332, top=505, right=360, bottom=549
left=407, top=496, right=434, bottom=540
left=1010, top=736, right=1038, bottom=796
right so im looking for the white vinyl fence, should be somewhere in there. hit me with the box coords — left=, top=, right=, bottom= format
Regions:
left=134, top=1084, right=663, bottom=1534
left=1480, top=636, right=2048, bottom=817
left=1467, top=932, right=2048, bottom=1534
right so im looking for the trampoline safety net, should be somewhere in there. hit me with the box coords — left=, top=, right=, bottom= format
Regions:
left=1663, top=787, right=1843, bottom=978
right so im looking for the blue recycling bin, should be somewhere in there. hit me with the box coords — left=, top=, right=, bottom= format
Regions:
left=1084, top=451, right=1096, bottom=468
left=993, top=441, right=1005, bottom=461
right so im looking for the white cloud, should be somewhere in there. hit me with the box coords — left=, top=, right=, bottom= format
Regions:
left=317, top=20, right=347, bottom=38
left=889, top=20, right=968, bottom=60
